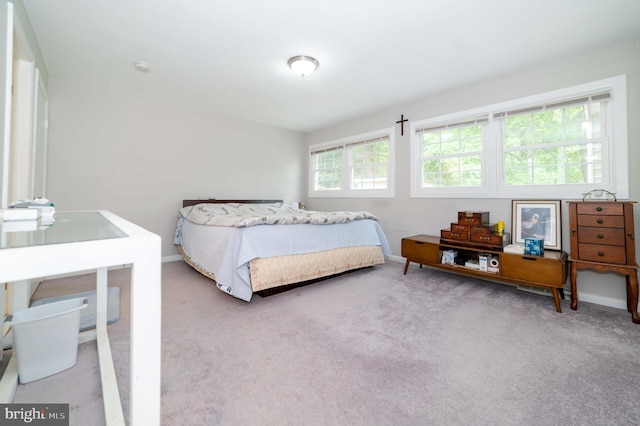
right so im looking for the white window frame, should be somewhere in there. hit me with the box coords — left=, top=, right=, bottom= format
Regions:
left=410, top=75, right=628, bottom=199
left=309, top=127, right=395, bottom=198
left=411, top=115, right=490, bottom=197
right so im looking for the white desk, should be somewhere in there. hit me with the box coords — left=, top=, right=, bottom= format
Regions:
left=0, top=211, right=161, bottom=425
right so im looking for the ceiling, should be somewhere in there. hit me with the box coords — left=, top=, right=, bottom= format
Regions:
left=22, top=0, right=640, bottom=133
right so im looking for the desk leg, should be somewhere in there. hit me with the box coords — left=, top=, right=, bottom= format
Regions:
left=626, top=270, right=640, bottom=324
left=570, top=262, right=578, bottom=311
left=96, top=268, right=125, bottom=425
left=96, top=268, right=108, bottom=332
left=129, top=242, right=162, bottom=425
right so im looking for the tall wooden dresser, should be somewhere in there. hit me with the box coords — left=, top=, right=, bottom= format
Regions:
left=567, top=201, right=639, bottom=323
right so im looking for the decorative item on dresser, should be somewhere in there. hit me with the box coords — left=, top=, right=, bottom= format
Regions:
left=567, top=200, right=639, bottom=324
left=511, top=200, right=562, bottom=250
left=440, top=211, right=510, bottom=250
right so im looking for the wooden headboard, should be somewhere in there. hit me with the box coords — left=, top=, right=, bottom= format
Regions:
left=182, top=199, right=284, bottom=208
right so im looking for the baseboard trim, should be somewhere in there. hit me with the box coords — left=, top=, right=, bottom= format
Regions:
left=162, top=254, right=183, bottom=263
left=573, top=292, right=627, bottom=310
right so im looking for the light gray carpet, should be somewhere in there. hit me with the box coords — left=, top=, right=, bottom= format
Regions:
left=10, top=260, right=640, bottom=425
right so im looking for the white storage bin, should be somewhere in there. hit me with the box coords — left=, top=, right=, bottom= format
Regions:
left=5, top=297, right=88, bottom=383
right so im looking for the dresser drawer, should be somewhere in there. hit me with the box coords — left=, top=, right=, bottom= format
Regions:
left=451, top=223, right=469, bottom=233
left=457, top=211, right=489, bottom=225
left=576, top=203, right=623, bottom=215
left=470, top=233, right=508, bottom=245
left=469, top=224, right=498, bottom=235
left=577, top=227, right=625, bottom=246
left=577, top=244, right=627, bottom=264
left=577, top=215, right=625, bottom=228
left=401, top=238, right=439, bottom=264
left=501, top=254, right=566, bottom=286
left=440, top=229, right=469, bottom=241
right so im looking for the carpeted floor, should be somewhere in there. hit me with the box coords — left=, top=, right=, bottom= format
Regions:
left=10, top=260, right=640, bottom=425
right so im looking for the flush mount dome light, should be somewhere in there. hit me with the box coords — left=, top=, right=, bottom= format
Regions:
left=287, top=55, right=319, bottom=77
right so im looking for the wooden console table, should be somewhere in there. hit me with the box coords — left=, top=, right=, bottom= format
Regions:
left=402, top=234, right=568, bottom=312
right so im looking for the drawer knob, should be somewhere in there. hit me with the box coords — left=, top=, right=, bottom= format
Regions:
left=597, top=219, right=603, bottom=224
left=597, top=234, right=604, bottom=239
left=598, top=251, right=605, bottom=256
left=596, top=206, right=603, bottom=211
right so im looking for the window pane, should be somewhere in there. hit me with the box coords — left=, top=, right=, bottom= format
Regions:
left=533, top=166, right=560, bottom=184
left=461, top=171, right=481, bottom=186
left=461, top=136, right=482, bottom=152
left=313, top=149, right=343, bottom=190
left=422, top=171, right=439, bottom=187
left=419, top=123, right=484, bottom=189
left=533, top=147, right=562, bottom=166
left=505, top=167, right=531, bottom=185
left=348, top=139, right=389, bottom=190
left=423, top=142, right=441, bottom=157
left=503, top=100, right=607, bottom=186
left=505, top=150, right=531, bottom=168
left=315, top=169, right=341, bottom=190
left=461, top=154, right=481, bottom=171
left=441, top=140, right=460, bottom=155
left=440, top=172, right=459, bottom=186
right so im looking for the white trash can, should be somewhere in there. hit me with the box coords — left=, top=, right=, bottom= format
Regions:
left=5, top=297, right=88, bottom=383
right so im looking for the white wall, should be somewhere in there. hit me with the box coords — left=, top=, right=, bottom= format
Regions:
left=305, top=40, right=640, bottom=309
left=46, top=76, right=305, bottom=258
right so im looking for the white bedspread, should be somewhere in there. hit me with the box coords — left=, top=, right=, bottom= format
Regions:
left=174, top=217, right=391, bottom=301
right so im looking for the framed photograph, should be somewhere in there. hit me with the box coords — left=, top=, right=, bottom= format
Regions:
left=511, top=200, right=562, bottom=250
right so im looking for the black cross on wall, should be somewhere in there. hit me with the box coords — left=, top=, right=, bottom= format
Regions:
left=396, top=114, right=408, bottom=136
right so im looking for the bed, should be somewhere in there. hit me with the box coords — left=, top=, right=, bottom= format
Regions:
left=173, top=199, right=391, bottom=301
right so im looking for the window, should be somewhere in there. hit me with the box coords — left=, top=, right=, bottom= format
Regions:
left=416, top=118, right=487, bottom=189
left=498, top=95, right=608, bottom=187
left=309, top=128, right=394, bottom=198
left=410, top=76, right=627, bottom=199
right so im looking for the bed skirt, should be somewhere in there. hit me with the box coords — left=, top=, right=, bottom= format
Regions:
left=177, top=245, right=384, bottom=293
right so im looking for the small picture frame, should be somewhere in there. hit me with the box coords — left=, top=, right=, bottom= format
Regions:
left=511, top=200, right=562, bottom=250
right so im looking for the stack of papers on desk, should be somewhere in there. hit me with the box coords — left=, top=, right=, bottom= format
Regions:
left=8, top=197, right=55, bottom=226
left=0, top=208, right=40, bottom=221
left=1, top=220, right=40, bottom=232
left=0, top=198, right=56, bottom=231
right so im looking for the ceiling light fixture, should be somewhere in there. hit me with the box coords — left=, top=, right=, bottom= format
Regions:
left=133, top=61, right=151, bottom=73
left=287, top=55, right=319, bottom=77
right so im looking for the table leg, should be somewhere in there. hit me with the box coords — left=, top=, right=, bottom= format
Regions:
left=96, top=267, right=125, bottom=425
left=96, top=268, right=108, bottom=332
left=129, top=244, right=162, bottom=425
left=403, top=259, right=410, bottom=275
left=551, top=288, right=562, bottom=313
left=626, top=270, right=640, bottom=324
left=570, top=262, right=578, bottom=311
